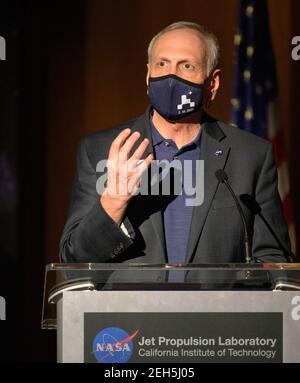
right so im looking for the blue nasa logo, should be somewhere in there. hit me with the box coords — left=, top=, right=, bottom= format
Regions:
left=92, top=327, right=139, bottom=363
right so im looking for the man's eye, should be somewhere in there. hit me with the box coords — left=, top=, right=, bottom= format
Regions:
left=158, top=61, right=166, bottom=67
left=183, top=63, right=194, bottom=70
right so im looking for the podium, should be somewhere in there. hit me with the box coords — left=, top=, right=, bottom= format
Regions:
left=42, top=263, right=300, bottom=363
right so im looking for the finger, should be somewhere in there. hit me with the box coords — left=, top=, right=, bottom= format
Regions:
left=108, top=128, right=131, bottom=159
left=119, top=131, right=141, bottom=158
left=125, top=153, right=154, bottom=196
left=133, top=153, right=154, bottom=177
left=130, top=138, right=151, bottom=162
left=143, top=152, right=154, bottom=169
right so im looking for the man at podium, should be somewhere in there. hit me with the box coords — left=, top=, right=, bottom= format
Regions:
left=59, top=21, right=292, bottom=265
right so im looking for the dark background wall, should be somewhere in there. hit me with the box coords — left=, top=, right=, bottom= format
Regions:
left=44, top=0, right=299, bottom=264
left=0, top=0, right=299, bottom=362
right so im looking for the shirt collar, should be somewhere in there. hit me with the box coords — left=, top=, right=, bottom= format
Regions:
left=150, top=118, right=165, bottom=147
left=150, top=116, right=202, bottom=149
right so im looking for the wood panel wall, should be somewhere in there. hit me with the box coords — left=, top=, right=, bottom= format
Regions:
left=43, top=0, right=299, bottom=262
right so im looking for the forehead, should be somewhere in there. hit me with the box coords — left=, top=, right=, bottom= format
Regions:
left=151, top=28, right=207, bottom=62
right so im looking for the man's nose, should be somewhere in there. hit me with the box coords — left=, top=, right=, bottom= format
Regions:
left=168, top=64, right=180, bottom=76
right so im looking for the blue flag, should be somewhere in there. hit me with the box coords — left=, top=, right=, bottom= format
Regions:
left=231, top=0, right=277, bottom=138
left=231, top=0, right=296, bottom=252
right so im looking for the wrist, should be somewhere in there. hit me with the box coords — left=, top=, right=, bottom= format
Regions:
left=100, top=194, right=128, bottom=225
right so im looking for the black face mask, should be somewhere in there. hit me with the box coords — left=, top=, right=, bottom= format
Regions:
left=148, top=74, right=205, bottom=121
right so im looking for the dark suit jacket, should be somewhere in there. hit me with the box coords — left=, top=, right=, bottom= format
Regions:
left=60, top=107, right=292, bottom=264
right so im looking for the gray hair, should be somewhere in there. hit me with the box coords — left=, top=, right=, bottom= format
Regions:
left=147, top=21, right=220, bottom=76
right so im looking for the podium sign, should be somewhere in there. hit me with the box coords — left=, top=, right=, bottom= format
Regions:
left=42, top=263, right=300, bottom=363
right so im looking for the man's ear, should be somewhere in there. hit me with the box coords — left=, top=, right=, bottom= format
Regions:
left=209, top=69, right=221, bottom=101
left=146, top=63, right=150, bottom=87
left=203, top=69, right=221, bottom=108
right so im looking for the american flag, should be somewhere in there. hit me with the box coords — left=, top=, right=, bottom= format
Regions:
left=230, top=0, right=296, bottom=253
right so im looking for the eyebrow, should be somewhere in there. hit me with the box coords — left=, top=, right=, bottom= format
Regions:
left=154, top=57, right=199, bottom=64
left=154, top=57, right=172, bottom=62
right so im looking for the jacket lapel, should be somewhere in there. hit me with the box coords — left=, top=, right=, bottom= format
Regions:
left=185, top=118, right=231, bottom=263
left=131, top=109, right=231, bottom=264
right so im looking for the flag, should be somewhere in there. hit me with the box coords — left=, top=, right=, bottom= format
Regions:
left=230, top=0, right=296, bottom=253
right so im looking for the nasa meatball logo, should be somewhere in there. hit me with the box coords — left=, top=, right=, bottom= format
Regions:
left=92, top=327, right=139, bottom=363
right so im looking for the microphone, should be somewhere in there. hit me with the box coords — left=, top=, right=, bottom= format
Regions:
left=215, top=169, right=252, bottom=263
left=240, top=194, right=293, bottom=263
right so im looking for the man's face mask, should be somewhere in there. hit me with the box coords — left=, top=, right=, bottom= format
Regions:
left=148, top=74, right=205, bottom=121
